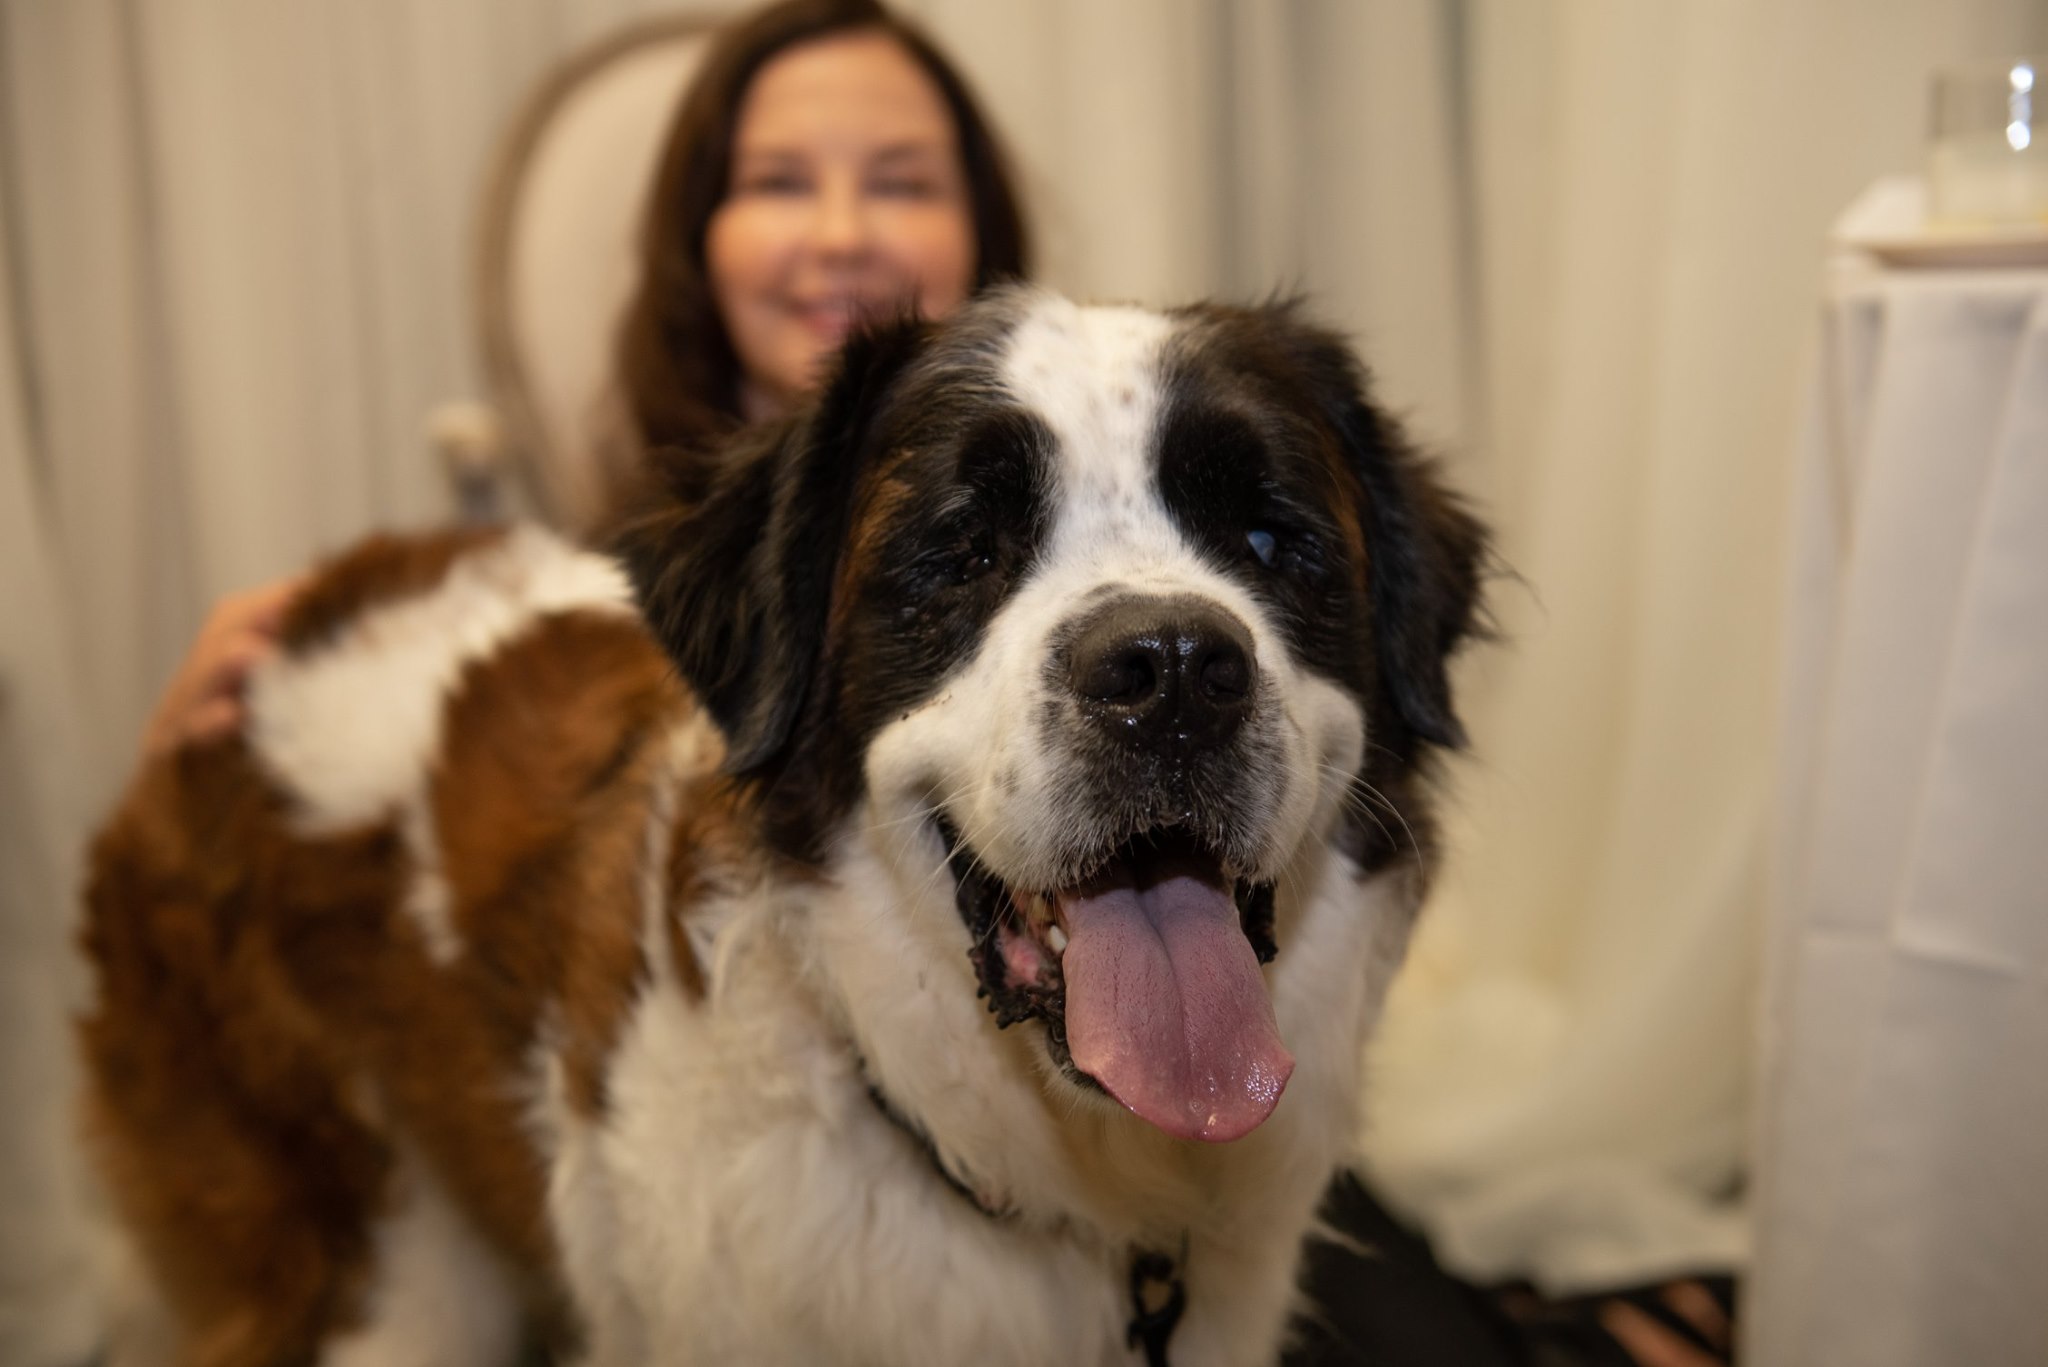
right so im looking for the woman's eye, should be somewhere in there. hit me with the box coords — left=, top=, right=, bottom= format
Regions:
left=1246, top=528, right=1279, bottom=568
left=871, top=176, right=939, bottom=199
left=735, top=171, right=809, bottom=196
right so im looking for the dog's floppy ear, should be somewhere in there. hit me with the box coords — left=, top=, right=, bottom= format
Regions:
left=1349, top=419, right=1489, bottom=751
left=618, top=320, right=929, bottom=774
left=1290, top=320, right=1488, bottom=753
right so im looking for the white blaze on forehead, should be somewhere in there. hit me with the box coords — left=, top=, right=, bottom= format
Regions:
left=994, top=296, right=1234, bottom=606
left=998, top=296, right=1176, bottom=514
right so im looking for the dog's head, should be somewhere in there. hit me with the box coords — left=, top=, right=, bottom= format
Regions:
left=624, top=288, right=1485, bottom=1144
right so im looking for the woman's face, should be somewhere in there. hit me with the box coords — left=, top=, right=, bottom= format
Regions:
left=708, top=30, right=978, bottom=421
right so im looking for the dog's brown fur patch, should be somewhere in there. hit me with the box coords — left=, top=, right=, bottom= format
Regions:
left=280, top=527, right=506, bottom=654
left=80, top=537, right=712, bottom=1360
left=431, top=608, right=703, bottom=1116
left=81, top=744, right=396, bottom=1365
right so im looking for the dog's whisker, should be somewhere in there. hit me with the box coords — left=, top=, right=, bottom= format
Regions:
left=855, top=776, right=1010, bottom=940
left=1353, top=780, right=1420, bottom=858
left=855, top=778, right=960, bottom=862
left=1315, top=759, right=1418, bottom=857
left=1335, top=790, right=1400, bottom=856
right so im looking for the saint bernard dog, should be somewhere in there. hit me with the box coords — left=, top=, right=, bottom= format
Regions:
left=80, top=288, right=1486, bottom=1367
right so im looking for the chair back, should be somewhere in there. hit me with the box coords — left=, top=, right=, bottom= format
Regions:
left=472, top=15, right=719, bottom=532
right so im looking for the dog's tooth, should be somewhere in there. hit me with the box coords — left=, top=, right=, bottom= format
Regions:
left=1047, top=924, right=1068, bottom=955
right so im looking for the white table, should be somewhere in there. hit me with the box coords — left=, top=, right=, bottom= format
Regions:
left=1750, top=245, right=2048, bottom=1365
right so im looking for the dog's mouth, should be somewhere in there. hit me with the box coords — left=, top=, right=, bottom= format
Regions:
left=937, top=819, right=1290, bottom=1142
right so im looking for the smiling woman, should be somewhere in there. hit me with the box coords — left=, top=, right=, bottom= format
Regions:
left=619, top=0, right=1030, bottom=458
left=708, top=29, right=978, bottom=419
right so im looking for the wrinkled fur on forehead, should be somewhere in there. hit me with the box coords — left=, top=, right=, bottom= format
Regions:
left=619, top=289, right=1488, bottom=865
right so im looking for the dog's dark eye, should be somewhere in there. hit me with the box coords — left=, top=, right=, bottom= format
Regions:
left=914, top=520, right=999, bottom=592
left=955, top=539, right=996, bottom=584
left=1243, top=523, right=1327, bottom=581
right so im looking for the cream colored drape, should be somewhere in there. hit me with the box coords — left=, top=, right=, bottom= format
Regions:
left=1756, top=250, right=2048, bottom=1367
left=5, top=2, right=2046, bottom=1363
left=0, top=187, right=107, bottom=1367
left=1356, top=0, right=2046, bottom=1300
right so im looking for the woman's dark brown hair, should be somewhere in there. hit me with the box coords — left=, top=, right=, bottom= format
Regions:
left=617, top=0, right=1031, bottom=455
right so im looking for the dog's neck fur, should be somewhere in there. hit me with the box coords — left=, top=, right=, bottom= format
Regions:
left=731, top=805, right=1419, bottom=1364
left=582, top=786, right=1410, bottom=1365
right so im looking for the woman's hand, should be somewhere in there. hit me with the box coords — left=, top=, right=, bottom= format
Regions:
left=142, top=576, right=307, bottom=759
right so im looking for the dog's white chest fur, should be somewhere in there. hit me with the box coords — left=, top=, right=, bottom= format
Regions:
left=534, top=841, right=1415, bottom=1367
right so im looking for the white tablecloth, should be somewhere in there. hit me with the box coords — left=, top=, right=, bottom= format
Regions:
left=1750, top=250, right=2048, bottom=1365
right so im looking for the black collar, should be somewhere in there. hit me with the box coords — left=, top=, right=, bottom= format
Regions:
left=859, top=1068, right=1189, bottom=1364
left=1126, top=1246, right=1189, bottom=1367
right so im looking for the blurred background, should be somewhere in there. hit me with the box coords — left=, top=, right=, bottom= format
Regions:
left=3, top=2, right=2045, bottom=1364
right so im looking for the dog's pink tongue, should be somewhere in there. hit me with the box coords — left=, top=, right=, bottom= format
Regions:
left=1059, top=872, right=1292, bottom=1142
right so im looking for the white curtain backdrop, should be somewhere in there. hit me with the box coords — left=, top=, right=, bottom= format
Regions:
left=1357, top=0, right=2047, bottom=1298
left=2, top=1, right=2043, bottom=1362
left=0, top=184, right=107, bottom=1367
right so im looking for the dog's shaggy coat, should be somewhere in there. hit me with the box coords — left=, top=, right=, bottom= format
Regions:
left=80, top=288, right=1486, bottom=1367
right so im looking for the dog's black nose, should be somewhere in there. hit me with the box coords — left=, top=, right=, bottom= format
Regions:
left=1067, top=595, right=1255, bottom=747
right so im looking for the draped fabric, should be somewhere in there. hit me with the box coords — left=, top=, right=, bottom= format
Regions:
left=0, top=188, right=107, bottom=1367
left=1355, top=0, right=2046, bottom=1296
left=1754, top=255, right=2048, bottom=1367
left=2, top=2, right=2042, bottom=1361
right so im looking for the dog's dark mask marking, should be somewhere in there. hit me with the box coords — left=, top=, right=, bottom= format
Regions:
left=1161, top=302, right=1490, bottom=870
left=833, top=405, right=1054, bottom=744
left=620, top=310, right=1053, bottom=863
